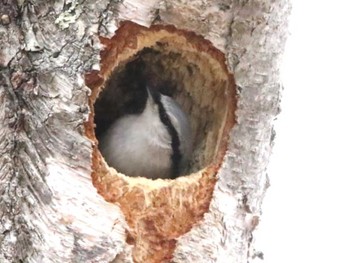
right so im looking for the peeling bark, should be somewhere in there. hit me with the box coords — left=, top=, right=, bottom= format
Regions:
left=0, top=0, right=291, bottom=262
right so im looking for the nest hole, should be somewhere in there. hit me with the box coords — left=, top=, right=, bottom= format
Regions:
left=94, top=42, right=231, bottom=178
left=85, top=21, right=236, bottom=262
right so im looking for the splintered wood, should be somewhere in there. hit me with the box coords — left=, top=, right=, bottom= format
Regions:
left=85, top=21, right=236, bottom=262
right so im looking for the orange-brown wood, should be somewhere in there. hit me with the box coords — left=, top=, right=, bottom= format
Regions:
left=84, top=21, right=236, bottom=263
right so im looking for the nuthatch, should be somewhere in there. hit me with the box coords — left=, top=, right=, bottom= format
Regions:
left=99, top=86, right=192, bottom=179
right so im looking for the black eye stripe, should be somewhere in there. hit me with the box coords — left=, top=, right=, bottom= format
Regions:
left=150, top=92, right=182, bottom=178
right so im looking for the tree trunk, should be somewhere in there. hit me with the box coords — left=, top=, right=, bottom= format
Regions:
left=0, top=0, right=291, bottom=262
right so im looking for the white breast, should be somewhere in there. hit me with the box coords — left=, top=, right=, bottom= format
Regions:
left=99, top=96, right=173, bottom=179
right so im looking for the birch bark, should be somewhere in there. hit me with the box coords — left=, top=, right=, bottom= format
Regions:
left=0, top=0, right=291, bottom=262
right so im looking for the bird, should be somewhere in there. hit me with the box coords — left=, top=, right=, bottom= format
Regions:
left=98, top=86, right=192, bottom=179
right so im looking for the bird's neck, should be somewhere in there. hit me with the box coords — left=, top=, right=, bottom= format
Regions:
left=146, top=91, right=182, bottom=178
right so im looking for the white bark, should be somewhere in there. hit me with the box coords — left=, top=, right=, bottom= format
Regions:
left=0, top=0, right=291, bottom=262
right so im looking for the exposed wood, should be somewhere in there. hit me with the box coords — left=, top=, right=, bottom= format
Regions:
left=86, top=21, right=236, bottom=262
left=0, top=0, right=291, bottom=262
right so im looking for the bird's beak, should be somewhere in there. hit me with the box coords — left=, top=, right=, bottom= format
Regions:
left=146, top=86, right=159, bottom=103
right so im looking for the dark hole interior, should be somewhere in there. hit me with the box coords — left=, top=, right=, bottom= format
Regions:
left=94, top=43, right=228, bottom=177
left=94, top=48, right=180, bottom=138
